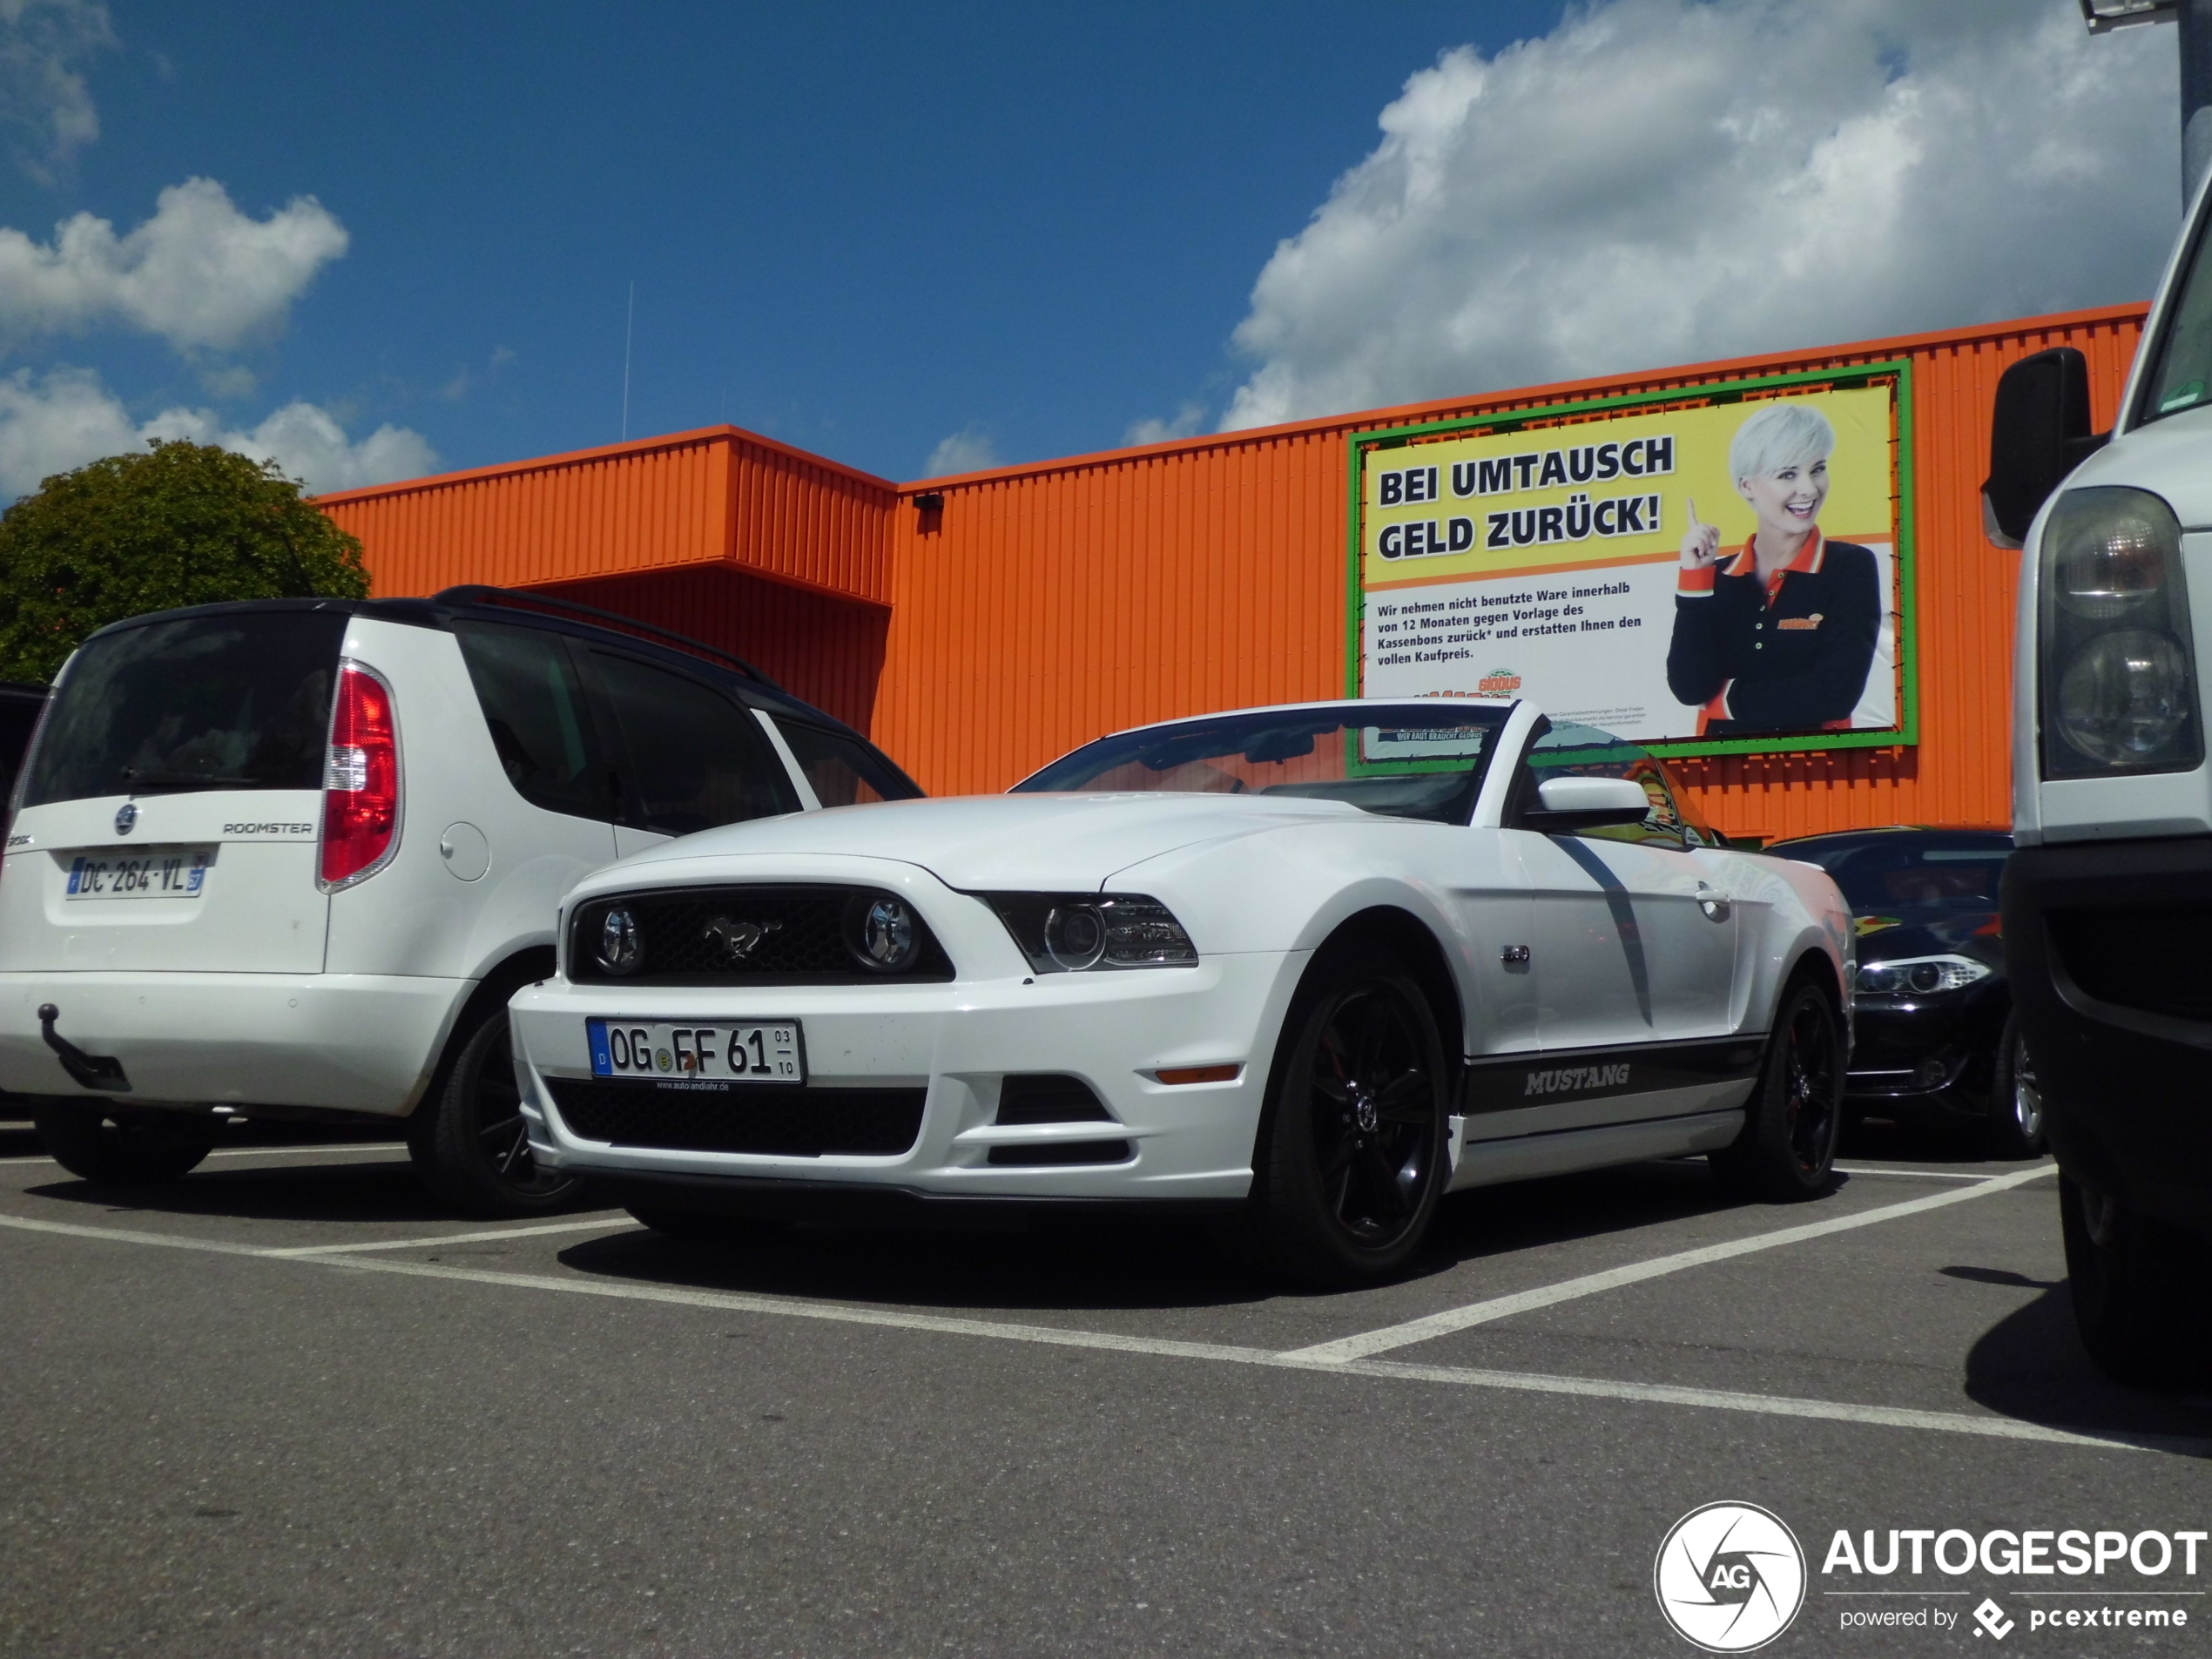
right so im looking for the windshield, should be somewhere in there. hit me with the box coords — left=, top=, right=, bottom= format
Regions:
left=1776, top=832, right=2012, bottom=914
left=1013, top=703, right=1513, bottom=823
left=2139, top=211, right=2212, bottom=422
left=24, top=611, right=346, bottom=806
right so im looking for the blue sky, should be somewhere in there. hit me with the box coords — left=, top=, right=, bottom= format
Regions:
left=0, top=1, right=1570, bottom=486
left=0, top=2, right=2184, bottom=496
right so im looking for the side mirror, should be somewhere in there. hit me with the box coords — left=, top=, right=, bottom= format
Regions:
left=1983, top=347, right=2109, bottom=549
left=1524, top=775, right=1651, bottom=832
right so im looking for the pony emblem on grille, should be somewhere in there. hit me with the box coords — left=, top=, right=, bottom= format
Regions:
left=703, top=915, right=783, bottom=961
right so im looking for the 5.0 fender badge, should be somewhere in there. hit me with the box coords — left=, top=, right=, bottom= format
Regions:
left=113, top=802, right=138, bottom=836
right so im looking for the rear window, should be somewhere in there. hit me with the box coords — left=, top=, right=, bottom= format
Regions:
left=451, top=621, right=613, bottom=822
left=24, top=612, right=345, bottom=806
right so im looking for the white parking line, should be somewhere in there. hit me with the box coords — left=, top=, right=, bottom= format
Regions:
left=1834, top=1166, right=2010, bottom=1181
left=0, top=1183, right=2191, bottom=1460
left=0, top=1142, right=405, bottom=1168
left=1284, top=1163, right=2056, bottom=1365
left=264, top=1216, right=637, bottom=1256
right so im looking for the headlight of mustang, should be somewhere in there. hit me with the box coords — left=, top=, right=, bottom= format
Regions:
left=1853, top=954, right=1992, bottom=996
left=977, top=893, right=1199, bottom=974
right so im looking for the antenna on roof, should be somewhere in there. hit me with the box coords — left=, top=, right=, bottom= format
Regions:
left=621, top=280, right=635, bottom=442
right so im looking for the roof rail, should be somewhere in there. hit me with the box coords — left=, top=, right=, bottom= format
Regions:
left=431, top=585, right=783, bottom=690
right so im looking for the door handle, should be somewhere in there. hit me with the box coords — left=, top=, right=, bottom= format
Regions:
left=1696, top=884, right=1731, bottom=923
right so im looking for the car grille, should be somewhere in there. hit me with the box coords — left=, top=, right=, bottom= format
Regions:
left=995, top=1074, right=1113, bottom=1124
left=2049, top=904, right=2212, bottom=1025
left=567, top=885, right=955, bottom=986
left=987, top=1140, right=1133, bottom=1166
left=546, top=1078, right=927, bottom=1156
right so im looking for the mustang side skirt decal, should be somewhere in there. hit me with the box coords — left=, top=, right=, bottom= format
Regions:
left=1460, top=1035, right=1767, bottom=1115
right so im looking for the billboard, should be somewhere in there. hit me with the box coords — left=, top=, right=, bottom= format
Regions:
left=1350, top=367, right=1912, bottom=753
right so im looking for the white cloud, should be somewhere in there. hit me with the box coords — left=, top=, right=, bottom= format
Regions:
left=0, top=366, right=436, bottom=498
left=0, top=0, right=112, bottom=183
left=921, top=423, right=1001, bottom=476
left=1222, top=0, right=2181, bottom=430
left=0, top=177, right=348, bottom=354
left=1123, top=402, right=1207, bottom=447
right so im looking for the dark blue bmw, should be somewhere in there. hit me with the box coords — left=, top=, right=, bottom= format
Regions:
left=1764, top=827, right=2038, bottom=1158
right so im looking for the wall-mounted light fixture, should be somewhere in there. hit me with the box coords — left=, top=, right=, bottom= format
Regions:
left=2080, top=0, right=2175, bottom=30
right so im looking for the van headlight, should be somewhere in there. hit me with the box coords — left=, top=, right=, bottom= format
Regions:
left=977, top=893, right=1198, bottom=973
left=2039, top=487, right=2202, bottom=777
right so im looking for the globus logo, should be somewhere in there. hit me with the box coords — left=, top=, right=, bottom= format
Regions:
left=1476, top=668, right=1522, bottom=695
left=1655, top=1502, right=1807, bottom=1652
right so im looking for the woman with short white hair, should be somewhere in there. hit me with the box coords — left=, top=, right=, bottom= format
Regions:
left=1666, top=401, right=1881, bottom=736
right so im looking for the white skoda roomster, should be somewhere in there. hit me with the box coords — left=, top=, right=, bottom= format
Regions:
left=509, top=699, right=1852, bottom=1285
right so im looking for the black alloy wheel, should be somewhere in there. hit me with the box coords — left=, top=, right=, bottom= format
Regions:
left=31, top=1098, right=219, bottom=1184
left=408, top=1008, right=580, bottom=1217
left=1714, top=976, right=1844, bottom=1201
left=1984, top=1011, right=2047, bottom=1160
left=1249, top=946, right=1449, bottom=1287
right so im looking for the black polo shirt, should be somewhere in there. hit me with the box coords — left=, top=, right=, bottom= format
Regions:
left=1665, top=536, right=1882, bottom=736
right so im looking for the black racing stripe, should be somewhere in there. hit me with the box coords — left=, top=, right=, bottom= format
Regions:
left=1461, top=1035, right=1767, bottom=1115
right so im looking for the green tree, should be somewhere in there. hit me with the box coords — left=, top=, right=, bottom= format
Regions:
left=0, top=440, right=371, bottom=683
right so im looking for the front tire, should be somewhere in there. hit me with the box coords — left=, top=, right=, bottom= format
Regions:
left=408, top=1008, right=580, bottom=1217
left=2060, top=1174, right=2209, bottom=1387
left=32, top=1099, right=219, bottom=1184
left=1983, top=1011, right=2047, bottom=1160
left=1713, top=975, right=1844, bottom=1201
left=1247, top=947, right=1449, bottom=1288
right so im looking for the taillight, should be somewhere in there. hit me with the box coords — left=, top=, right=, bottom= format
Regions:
left=320, top=660, right=401, bottom=890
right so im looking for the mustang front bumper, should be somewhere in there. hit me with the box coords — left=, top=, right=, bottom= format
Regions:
left=508, top=948, right=1301, bottom=1208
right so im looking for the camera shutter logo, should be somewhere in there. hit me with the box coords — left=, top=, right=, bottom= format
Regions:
left=1654, top=1501, right=1806, bottom=1652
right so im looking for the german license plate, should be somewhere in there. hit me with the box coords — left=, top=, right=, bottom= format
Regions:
left=586, top=1019, right=804, bottom=1084
left=64, top=846, right=212, bottom=900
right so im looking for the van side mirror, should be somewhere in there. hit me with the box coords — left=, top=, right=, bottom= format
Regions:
left=1983, top=347, right=2109, bottom=549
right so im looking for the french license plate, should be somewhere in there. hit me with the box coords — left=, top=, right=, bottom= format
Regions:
left=64, top=846, right=212, bottom=900
left=586, top=1019, right=804, bottom=1084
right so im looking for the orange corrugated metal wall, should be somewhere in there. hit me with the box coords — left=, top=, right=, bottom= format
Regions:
left=540, top=565, right=891, bottom=734
left=319, top=306, right=2144, bottom=840
left=872, top=306, right=2145, bottom=837
left=321, top=424, right=897, bottom=606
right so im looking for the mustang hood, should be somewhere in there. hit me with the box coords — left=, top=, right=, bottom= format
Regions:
left=611, top=792, right=1369, bottom=891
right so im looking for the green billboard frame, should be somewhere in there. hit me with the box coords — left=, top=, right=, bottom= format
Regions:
left=1344, top=360, right=1919, bottom=760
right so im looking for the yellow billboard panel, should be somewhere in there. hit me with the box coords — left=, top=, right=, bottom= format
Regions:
left=1355, top=381, right=1905, bottom=748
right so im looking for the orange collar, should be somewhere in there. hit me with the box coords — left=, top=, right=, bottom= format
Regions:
left=1723, top=527, right=1824, bottom=605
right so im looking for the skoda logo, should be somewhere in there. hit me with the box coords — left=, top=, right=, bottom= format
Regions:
left=704, top=915, right=781, bottom=961
left=113, top=802, right=138, bottom=836
left=1654, top=1502, right=1805, bottom=1652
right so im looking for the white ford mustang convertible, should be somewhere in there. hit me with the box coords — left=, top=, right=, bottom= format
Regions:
left=509, top=699, right=1853, bottom=1285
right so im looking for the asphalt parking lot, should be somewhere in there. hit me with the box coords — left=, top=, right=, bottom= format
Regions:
left=1, top=1114, right=2204, bottom=1658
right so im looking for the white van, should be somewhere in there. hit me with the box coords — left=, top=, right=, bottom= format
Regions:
left=1985, top=179, right=2212, bottom=1383
left=0, top=589, right=921, bottom=1214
